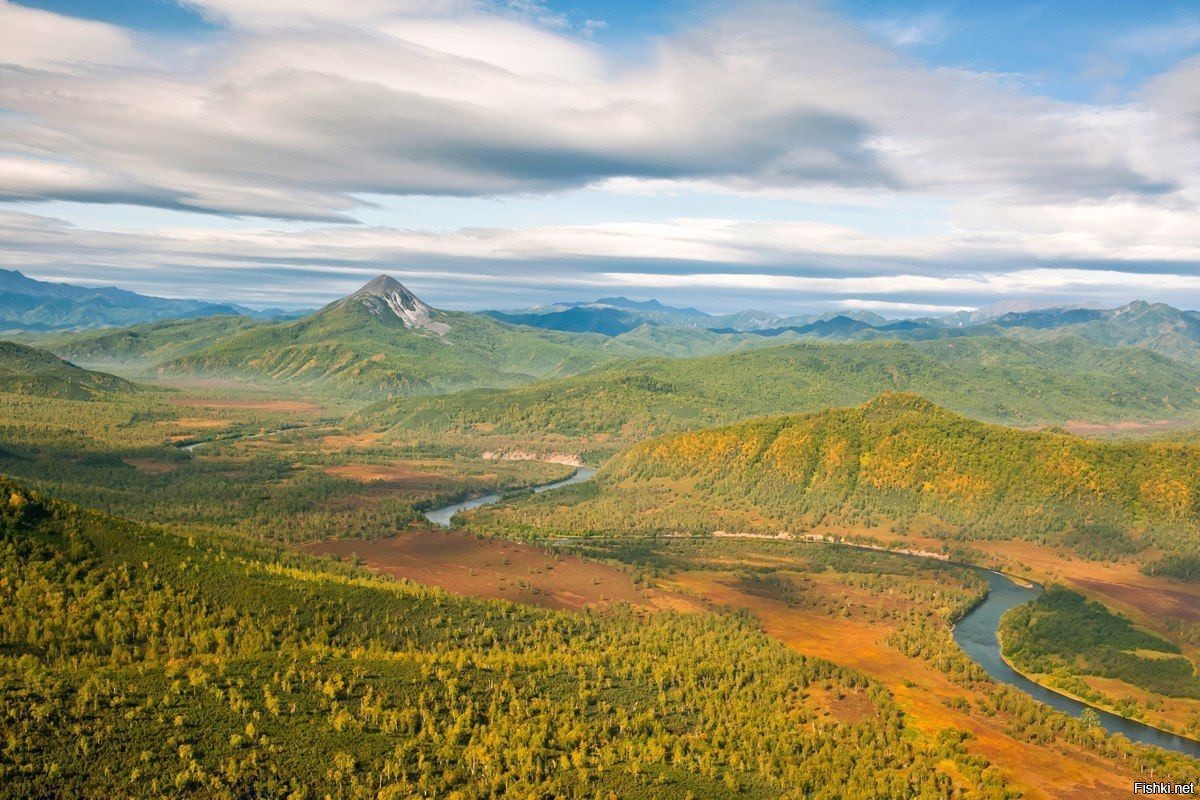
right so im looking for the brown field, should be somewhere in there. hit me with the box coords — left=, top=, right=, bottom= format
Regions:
left=172, top=397, right=324, bottom=413
left=322, top=464, right=445, bottom=485
left=665, top=570, right=1142, bottom=799
left=970, top=539, right=1200, bottom=640
left=123, top=458, right=178, bottom=474
left=319, top=432, right=385, bottom=450
left=1061, top=418, right=1200, bottom=438
left=805, top=684, right=879, bottom=725
left=304, top=528, right=699, bottom=613
left=163, top=417, right=232, bottom=430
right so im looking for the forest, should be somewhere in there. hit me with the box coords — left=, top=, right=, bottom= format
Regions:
left=3, top=330, right=1200, bottom=796
left=2, top=475, right=1031, bottom=798
left=467, top=393, right=1200, bottom=561
left=360, top=336, right=1200, bottom=456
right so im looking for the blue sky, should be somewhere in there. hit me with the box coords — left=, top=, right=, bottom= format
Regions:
left=2, top=0, right=1199, bottom=312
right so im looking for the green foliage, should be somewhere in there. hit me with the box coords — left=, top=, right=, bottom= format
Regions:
left=0, top=476, right=1017, bottom=798
left=469, top=393, right=1200, bottom=554
left=35, top=315, right=266, bottom=370
left=147, top=294, right=744, bottom=400
left=1002, top=586, right=1200, bottom=699
left=1143, top=553, right=1200, bottom=583
left=0, top=341, right=137, bottom=400
left=362, top=336, right=1200, bottom=453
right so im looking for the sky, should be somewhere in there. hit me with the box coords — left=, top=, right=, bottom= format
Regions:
left=1, top=0, right=1199, bottom=314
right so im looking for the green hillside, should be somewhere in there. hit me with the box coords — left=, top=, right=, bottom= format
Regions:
left=37, top=314, right=265, bottom=369
left=162, top=277, right=618, bottom=397
left=0, top=341, right=136, bottom=400
left=360, top=336, right=1200, bottom=453
left=34, top=279, right=766, bottom=398
left=0, top=475, right=1010, bottom=798
left=468, top=393, right=1200, bottom=554
left=997, top=301, right=1200, bottom=366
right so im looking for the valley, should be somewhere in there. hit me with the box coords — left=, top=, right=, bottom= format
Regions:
left=4, top=276, right=1200, bottom=797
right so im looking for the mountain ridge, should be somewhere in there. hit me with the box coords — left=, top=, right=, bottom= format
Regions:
left=0, top=269, right=302, bottom=332
left=0, top=341, right=136, bottom=399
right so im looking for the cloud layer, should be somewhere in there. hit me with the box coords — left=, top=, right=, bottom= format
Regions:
left=0, top=0, right=1198, bottom=312
left=1, top=0, right=1194, bottom=219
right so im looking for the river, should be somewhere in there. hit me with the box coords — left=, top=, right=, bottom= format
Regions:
left=422, top=467, right=596, bottom=527
left=420, top=466, right=1200, bottom=758
left=954, top=567, right=1200, bottom=757
left=178, top=424, right=310, bottom=452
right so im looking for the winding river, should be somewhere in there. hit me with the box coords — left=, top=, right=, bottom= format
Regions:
left=422, top=466, right=597, bottom=527
left=422, top=465, right=1200, bottom=758
left=954, top=568, right=1200, bottom=757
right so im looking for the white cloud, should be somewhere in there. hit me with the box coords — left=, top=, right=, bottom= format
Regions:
left=866, top=12, right=949, bottom=47
left=2, top=205, right=1199, bottom=310
left=0, top=0, right=1198, bottom=313
left=0, top=0, right=1190, bottom=222
left=0, top=1, right=139, bottom=69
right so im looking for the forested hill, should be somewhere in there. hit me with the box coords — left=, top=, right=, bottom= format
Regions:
left=0, top=475, right=1016, bottom=797
left=469, top=393, right=1200, bottom=555
left=360, top=336, right=1200, bottom=451
left=145, top=276, right=757, bottom=399
left=0, top=341, right=136, bottom=400
left=36, top=314, right=265, bottom=367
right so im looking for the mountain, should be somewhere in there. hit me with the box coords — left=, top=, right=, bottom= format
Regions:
left=358, top=335, right=1200, bottom=452
left=593, top=296, right=708, bottom=316
left=992, top=301, right=1200, bottom=365
left=468, top=394, right=1200, bottom=551
left=482, top=297, right=891, bottom=336
left=483, top=295, right=713, bottom=335
left=938, top=300, right=1100, bottom=327
left=484, top=305, right=658, bottom=336
left=711, top=314, right=918, bottom=338
left=0, top=341, right=135, bottom=399
left=0, top=269, right=296, bottom=332
left=34, top=314, right=266, bottom=368
left=158, top=275, right=649, bottom=398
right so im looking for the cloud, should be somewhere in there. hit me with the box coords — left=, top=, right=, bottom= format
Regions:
left=866, top=12, right=949, bottom=47
left=0, top=1, right=139, bottom=68
left=3, top=206, right=1199, bottom=312
left=0, top=0, right=1187, bottom=222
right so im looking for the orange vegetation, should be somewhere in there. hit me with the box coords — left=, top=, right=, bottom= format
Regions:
left=122, top=458, right=178, bottom=475
left=304, top=529, right=698, bottom=613
left=666, top=570, right=1141, bottom=800
left=322, top=464, right=444, bottom=485
left=172, top=397, right=324, bottom=413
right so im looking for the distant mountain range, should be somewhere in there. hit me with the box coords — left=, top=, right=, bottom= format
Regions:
left=0, top=269, right=305, bottom=332
left=485, top=295, right=1200, bottom=367
left=484, top=296, right=888, bottom=336
left=21, top=271, right=1200, bottom=401
left=360, top=335, right=1200, bottom=453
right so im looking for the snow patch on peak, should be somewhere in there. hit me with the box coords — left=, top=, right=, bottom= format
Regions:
left=381, top=289, right=450, bottom=335
left=352, top=275, right=450, bottom=335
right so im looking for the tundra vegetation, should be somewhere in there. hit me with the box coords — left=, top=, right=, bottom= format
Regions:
left=4, top=281, right=1200, bottom=796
